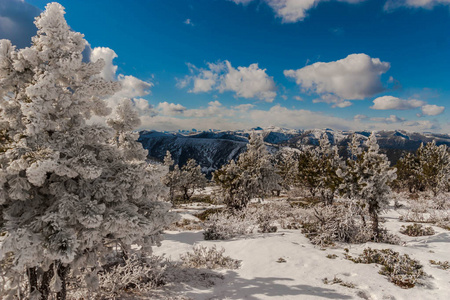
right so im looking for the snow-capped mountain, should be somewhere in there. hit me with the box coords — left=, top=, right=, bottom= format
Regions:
left=138, top=128, right=450, bottom=174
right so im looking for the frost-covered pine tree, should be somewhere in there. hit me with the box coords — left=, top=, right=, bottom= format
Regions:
left=213, top=132, right=282, bottom=210
left=315, top=133, right=342, bottom=204
left=0, top=3, right=175, bottom=299
left=274, top=148, right=300, bottom=191
left=394, top=151, right=423, bottom=193
left=417, top=141, right=450, bottom=196
left=338, top=132, right=396, bottom=237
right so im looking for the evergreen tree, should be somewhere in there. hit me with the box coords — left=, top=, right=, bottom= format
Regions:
left=213, top=132, right=282, bottom=210
left=417, top=141, right=450, bottom=196
left=0, top=4, right=175, bottom=299
left=294, top=133, right=342, bottom=204
left=338, top=133, right=396, bottom=237
left=295, top=148, right=321, bottom=197
left=177, top=158, right=208, bottom=201
left=393, top=151, right=423, bottom=193
left=315, top=133, right=342, bottom=205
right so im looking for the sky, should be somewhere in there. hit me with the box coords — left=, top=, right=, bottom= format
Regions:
left=1, top=0, right=450, bottom=133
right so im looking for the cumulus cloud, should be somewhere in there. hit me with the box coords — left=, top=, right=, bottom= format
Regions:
left=354, top=114, right=368, bottom=121
left=157, top=102, right=187, bottom=116
left=89, top=47, right=155, bottom=121
left=371, top=96, right=426, bottom=110
left=229, top=0, right=366, bottom=23
left=371, top=115, right=405, bottom=123
left=137, top=100, right=442, bottom=133
left=285, top=53, right=390, bottom=106
left=385, top=0, right=450, bottom=10
left=421, top=104, right=445, bottom=116
left=178, top=60, right=277, bottom=102
left=232, top=103, right=256, bottom=111
left=184, top=19, right=194, bottom=26
left=0, top=0, right=41, bottom=48
left=90, top=47, right=118, bottom=81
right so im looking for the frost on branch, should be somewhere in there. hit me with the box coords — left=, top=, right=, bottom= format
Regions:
left=338, top=132, right=397, bottom=238
left=0, top=3, right=175, bottom=299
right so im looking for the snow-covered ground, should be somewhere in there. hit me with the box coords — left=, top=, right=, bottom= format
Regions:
left=154, top=201, right=450, bottom=300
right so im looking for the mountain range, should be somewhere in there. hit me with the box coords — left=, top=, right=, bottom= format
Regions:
left=138, top=127, right=450, bottom=175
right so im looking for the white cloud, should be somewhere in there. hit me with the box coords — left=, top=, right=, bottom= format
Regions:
left=178, top=60, right=277, bottom=102
left=232, top=103, right=256, bottom=111
left=184, top=19, right=194, bottom=26
left=88, top=47, right=154, bottom=123
left=370, top=115, right=405, bottom=123
left=403, top=120, right=438, bottom=130
left=90, top=47, right=118, bottom=81
left=421, top=104, right=445, bottom=116
left=371, top=96, right=426, bottom=110
left=157, top=102, right=187, bottom=116
left=137, top=101, right=442, bottom=133
left=354, top=114, right=368, bottom=121
left=229, top=0, right=366, bottom=23
left=385, top=0, right=450, bottom=10
left=285, top=53, right=390, bottom=106
left=294, top=96, right=304, bottom=101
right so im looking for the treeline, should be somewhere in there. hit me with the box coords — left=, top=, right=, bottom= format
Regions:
left=165, top=132, right=449, bottom=239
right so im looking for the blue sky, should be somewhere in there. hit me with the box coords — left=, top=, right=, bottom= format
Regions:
left=1, top=0, right=450, bottom=132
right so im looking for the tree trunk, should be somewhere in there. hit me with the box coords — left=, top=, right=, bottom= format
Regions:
left=56, top=263, right=70, bottom=300
left=27, top=267, right=38, bottom=295
left=370, top=210, right=379, bottom=239
left=183, top=187, right=189, bottom=201
left=40, top=263, right=54, bottom=300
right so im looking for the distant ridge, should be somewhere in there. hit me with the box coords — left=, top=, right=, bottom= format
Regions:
left=138, top=128, right=450, bottom=174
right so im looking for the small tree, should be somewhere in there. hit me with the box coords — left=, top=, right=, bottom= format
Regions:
left=213, top=132, right=282, bottom=210
left=162, top=151, right=179, bottom=202
left=338, top=133, right=396, bottom=237
left=177, top=158, right=208, bottom=201
left=417, top=141, right=449, bottom=196
left=393, top=151, right=423, bottom=193
left=0, top=4, right=175, bottom=299
left=295, top=148, right=321, bottom=197
left=293, top=133, right=342, bottom=204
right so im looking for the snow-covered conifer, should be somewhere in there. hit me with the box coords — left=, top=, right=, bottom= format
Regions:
left=338, top=132, right=396, bottom=237
left=0, top=3, right=175, bottom=299
left=417, top=141, right=450, bottom=196
left=394, top=151, right=423, bottom=193
left=294, top=133, right=342, bottom=204
left=213, top=132, right=282, bottom=210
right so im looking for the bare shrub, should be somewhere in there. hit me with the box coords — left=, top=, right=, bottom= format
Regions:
left=429, top=260, right=450, bottom=270
left=400, top=223, right=435, bottom=236
left=180, top=245, right=241, bottom=270
left=322, top=276, right=356, bottom=288
left=300, top=202, right=400, bottom=247
left=203, top=207, right=257, bottom=240
left=345, top=248, right=426, bottom=288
